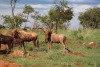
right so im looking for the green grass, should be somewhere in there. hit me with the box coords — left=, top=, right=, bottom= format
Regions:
left=0, top=29, right=100, bottom=67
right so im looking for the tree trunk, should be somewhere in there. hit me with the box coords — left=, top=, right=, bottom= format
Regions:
left=55, top=21, right=58, bottom=33
left=25, top=13, right=29, bottom=28
left=50, top=23, right=53, bottom=29
left=12, top=9, right=16, bottom=28
left=10, top=0, right=17, bottom=28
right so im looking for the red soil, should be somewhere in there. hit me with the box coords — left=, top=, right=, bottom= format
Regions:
left=0, top=60, right=23, bottom=67
left=0, top=45, right=7, bottom=50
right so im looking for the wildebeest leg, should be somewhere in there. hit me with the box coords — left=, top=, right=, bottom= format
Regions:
left=0, top=44, right=1, bottom=49
left=48, top=41, right=52, bottom=52
left=45, top=37, right=47, bottom=43
left=36, top=39, right=39, bottom=47
left=7, top=43, right=13, bottom=53
left=60, top=41, right=66, bottom=53
left=11, top=42, right=13, bottom=52
left=7, top=44, right=11, bottom=53
left=22, top=42, right=26, bottom=52
left=32, top=41, right=37, bottom=47
left=18, top=42, right=22, bottom=48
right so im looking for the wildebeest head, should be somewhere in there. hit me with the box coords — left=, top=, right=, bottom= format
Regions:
left=11, top=29, right=20, bottom=39
left=44, top=29, right=52, bottom=43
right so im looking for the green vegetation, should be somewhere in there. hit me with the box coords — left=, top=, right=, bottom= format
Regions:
left=0, top=29, right=100, bottom=67
left=79, top=7, right=100, bottom=29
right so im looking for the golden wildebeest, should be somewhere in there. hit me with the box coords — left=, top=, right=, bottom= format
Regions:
left=0, top=32, right=13, bottom=53
left=11, top=29, right=39, bottom=47
left=43, top=29, right=71, bottom=52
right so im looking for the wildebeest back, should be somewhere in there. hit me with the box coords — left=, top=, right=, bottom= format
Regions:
left=0, top=35, right=13, bottom=44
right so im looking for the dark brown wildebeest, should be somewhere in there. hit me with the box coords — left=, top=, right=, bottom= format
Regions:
left=11, top=29, right=39, bottom=48
left=0, top=33, right=14, bottom=53
left=13, top=39, right=26, bottom=52
left=43, top=29, right=71, bottom=52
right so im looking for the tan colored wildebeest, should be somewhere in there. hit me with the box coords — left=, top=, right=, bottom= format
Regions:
left=11, top=29, right=39, bottom=48
left=43, top=29, right=71, bottom=52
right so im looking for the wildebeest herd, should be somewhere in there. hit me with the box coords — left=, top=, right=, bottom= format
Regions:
left=0, top=29, right=71, bottom=54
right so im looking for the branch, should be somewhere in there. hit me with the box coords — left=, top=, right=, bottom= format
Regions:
left=10, top=0, right=13, bottom=8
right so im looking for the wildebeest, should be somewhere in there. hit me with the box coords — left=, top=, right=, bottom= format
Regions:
left=43, top=29, right=71, bottom=52
left=0, top=32, right=13, bottom=53
left=11, top=29, right=39, bottom=47
left=13, top=39, right=26, bottom=52
left=43, top=29, right=52, bottom=43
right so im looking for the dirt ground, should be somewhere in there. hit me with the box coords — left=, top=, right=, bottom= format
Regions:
left=0, top=60, right=23, bottom=67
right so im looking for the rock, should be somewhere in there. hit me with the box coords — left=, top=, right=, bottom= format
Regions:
left=89, top=42, right=96, bottom=48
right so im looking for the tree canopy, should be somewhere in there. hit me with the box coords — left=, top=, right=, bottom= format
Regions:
left=48, top=0, right=73, bottom=32
left=23, top=4, right=34, bottom=27
left=1, top=14, right=27, bottom=29
left=23, top=5, right=34, bottom=15
left=78, top=7, right=100, bottom=29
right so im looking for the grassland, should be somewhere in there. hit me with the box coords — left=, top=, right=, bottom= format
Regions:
left=0, top=29, right=100, bottom=67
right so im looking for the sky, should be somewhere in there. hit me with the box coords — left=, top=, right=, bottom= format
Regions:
left=0, top=0, right=100, bottom=29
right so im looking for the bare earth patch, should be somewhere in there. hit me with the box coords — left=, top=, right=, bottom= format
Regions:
left=0, top=45, right=8, bottom=50
left=10, top=50, right=24, bottom=58
left=0, top=60, right=23, bottom=67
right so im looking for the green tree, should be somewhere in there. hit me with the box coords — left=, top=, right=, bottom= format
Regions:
left=15, top=13, right=27, bottom=27
left=1, top=14, right=27, bottom=29
left=48, top=0, right=73, bottom=32
left=1, top=15, right=13, bottom=28
left=23, top=5, right=34, bottom=27
left=40, top=15, right=53, bottom=29
left=78, top=7, right=100, bottom=29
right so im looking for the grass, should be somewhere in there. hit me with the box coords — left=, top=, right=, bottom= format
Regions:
left=0, top=29, right=100, bottom=67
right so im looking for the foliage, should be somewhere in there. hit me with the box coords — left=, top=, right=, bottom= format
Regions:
left=48, top=0, right=73, bottom=32
left=39, top=15, right=53, bottom=29
left=0, top=24, right=5, bottom=29
left=1, top=14, right=27, bottom=28
left=1, top=15, right=13, bottom=28
left=31, top=11, right=42, bottom=28
left=23, top=4, right=34, bottom=27
left=31, top=11, right=41, bottom=20
left=15, top=13, right=27, bottom=27
left=23, top=5, right=34, bottom=15
left=78, top=7, right=100, bottom=29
